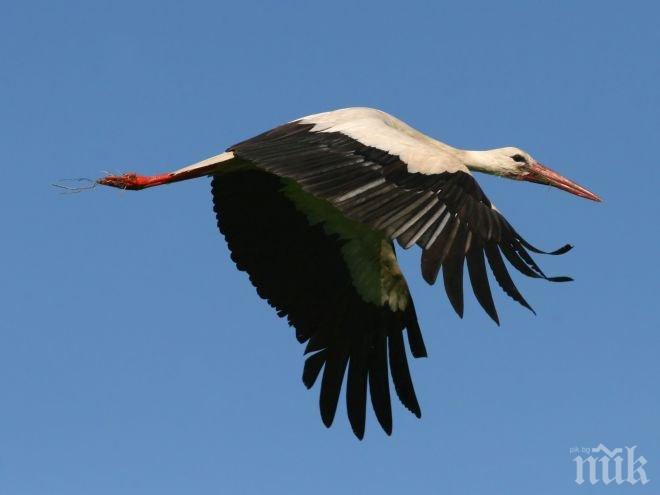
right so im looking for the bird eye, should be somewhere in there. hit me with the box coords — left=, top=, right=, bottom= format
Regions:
left=511, top=154, right=527, bottom=163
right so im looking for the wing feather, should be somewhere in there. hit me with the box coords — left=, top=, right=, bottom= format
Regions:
left=346, top=336, right=369, bottom=439
left=368, top=334, right=393, bottom=435
left=388, top=329, right=422, bottom=417
left=442, top=235, right=467, bottom=318
left=466, top=242, right=499, bottom=325
left=230, top=116, right=574, bottom=325
left=212, top=169, right=424, bottom=438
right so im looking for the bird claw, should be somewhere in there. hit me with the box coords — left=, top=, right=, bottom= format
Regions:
left=97, top=171, right=175, bottom=190
left=97, top=173, right=145, bottom=190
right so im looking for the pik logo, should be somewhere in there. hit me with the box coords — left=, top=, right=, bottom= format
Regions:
left=571, top=444, right=650, bottom=485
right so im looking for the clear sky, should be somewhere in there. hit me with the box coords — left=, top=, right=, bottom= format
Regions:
left=1, top=1, right=658, bottom=493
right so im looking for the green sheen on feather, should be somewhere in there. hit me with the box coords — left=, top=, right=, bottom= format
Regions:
left=281, top=179, right=409, bottom=312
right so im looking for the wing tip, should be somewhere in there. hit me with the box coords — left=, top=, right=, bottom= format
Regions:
left=352, top=428, right=365, bottom=440
left=321, top=412, right=334, bottom=429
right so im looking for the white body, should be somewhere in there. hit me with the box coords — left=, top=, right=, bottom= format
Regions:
left=172, top=107, right=527, bottom=180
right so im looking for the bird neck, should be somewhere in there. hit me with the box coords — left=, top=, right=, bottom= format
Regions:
left=461, top=149, right=515, bottom=177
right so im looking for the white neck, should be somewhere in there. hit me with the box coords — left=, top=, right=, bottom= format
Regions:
left=460, top=149, right=517, bottom=177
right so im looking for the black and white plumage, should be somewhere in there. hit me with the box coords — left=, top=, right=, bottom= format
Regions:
left=98, top=107, right=600, bottom=439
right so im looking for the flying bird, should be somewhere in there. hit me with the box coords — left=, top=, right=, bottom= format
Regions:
left=97, top=107, right=600, bottom=439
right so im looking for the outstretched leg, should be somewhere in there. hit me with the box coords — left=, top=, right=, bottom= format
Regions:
left=97, top=151, right=235, bottom=190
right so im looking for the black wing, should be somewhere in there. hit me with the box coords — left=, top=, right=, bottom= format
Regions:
left=212, top=169, right=426, bottom=439
left=230, top=121, right=572, bottom=325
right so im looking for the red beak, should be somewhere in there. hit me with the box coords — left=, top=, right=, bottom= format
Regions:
left=522, top=162, right=602, bottom=202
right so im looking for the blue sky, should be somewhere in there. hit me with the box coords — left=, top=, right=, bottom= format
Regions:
left=1, top=1, right=658, bottom=493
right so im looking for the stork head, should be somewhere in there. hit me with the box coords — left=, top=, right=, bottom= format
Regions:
left=466, top=147, right=601, bottom=202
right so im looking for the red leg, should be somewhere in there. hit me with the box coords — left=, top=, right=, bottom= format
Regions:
left=96, top=172, right=177, bottom=190
left=97, top=153, right=235, bottom=191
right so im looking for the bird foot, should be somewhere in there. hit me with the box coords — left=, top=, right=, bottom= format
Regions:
left=97, top=172, right=174, bottom=190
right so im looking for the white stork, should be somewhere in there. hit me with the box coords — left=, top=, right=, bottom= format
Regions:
left=97, top=107, right=600, bottom=439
